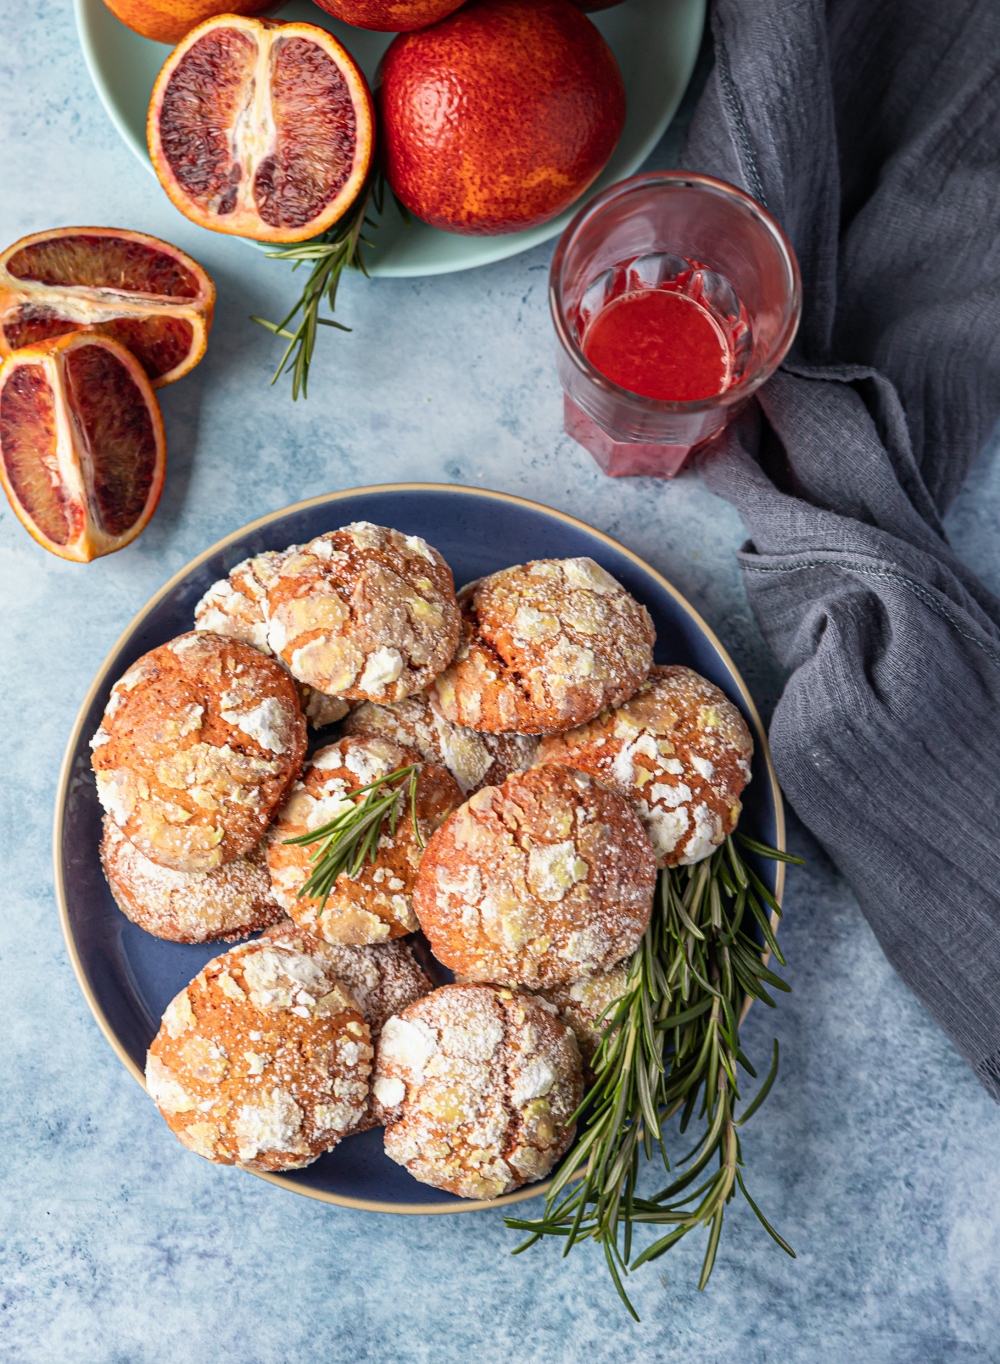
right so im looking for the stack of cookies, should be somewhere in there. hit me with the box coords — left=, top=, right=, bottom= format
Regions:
left=90, top=521, right=754, bottom=1198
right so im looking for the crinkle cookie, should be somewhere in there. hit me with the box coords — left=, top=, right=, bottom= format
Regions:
left=260, top=919, right=433, bottom=1041
left=145, top=937, right=373, bottom=1171
left=372, top=984, right=582, bottom=1200
left=538, top=665, right=753, bottom=866
left=91, top=632, right=306, bottom=873
left=343, top=692, right=538, bottom=795
left=265, top=523, right=461, bottom=704
left=194, top=548, right=299, bottom=656
left=267, top=735, right=463, bottom=946
left=194, top=548, right=350, bottom=729
left=429, top=558, right=654, bottom=735
left=412, top=764, right=656, bottom=988
left=262, top=918, right=435, bottom=1133
left=100, top=815, right=282, bottom=943
left=537, top=963, right=630, bottom=1069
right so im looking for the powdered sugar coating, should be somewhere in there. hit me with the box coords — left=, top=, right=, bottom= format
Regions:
left=91, top=632, right=306, bottom=873
left=193, top=548, right=350, bottom=729
left=413, top=764, right=656, bottom=988
left=194, top=548, right=300, bottom=656
left=266, top=735, right=463, bottom=946
left=262, top=918, right=435, bottom=1134
left=538, top=665, right=753, bottom=866
left=100, top=815, right=282, bottom=943
left=537, top=963, right=630, bottom=1068
left=430, top=558, right=654, bottom=735
left=265, top=524, right=461, bottom=704
left=145, top=939, right=373, bottom=1171
left=260, top=919, right=433, bottom=1040
left=373, top=984, right=582, bottom=1199
left=343, top=692, right=538, bottom=795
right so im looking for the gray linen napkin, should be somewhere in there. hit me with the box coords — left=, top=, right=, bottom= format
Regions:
left=681, top=0, right=1000, bottom=1095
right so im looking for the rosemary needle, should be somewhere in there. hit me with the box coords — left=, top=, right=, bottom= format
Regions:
left=505, top=833, right=804, bottom=1320
left=250, top=171, right=382, bottom=401
left=283, top=763, right=424, bottom=912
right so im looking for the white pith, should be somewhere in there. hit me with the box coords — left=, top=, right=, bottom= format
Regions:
left=226, top=31, right=278, bottom=220
left=0, top=288, right=206, bottom=383
left=28, top=351, right=88, bottom=550
left=0, top=287, right=206, bottom=318
left=0, top=337, right=162, bottom=558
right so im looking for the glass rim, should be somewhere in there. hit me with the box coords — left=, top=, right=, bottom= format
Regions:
left=549, top=170, right=803, bottom=416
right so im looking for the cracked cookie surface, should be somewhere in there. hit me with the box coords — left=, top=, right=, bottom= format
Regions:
left=372, top=983, right=582, bottom=1200
left=262, top=918, right=435, bottom=1133
left=91, top=632, right=306, bottom=873
left=267, top=734, right=463, bottom=946
left=343, top=692, right=538, bottom=795
left=265, top=523, right=461, bottom=704
left=538, top=665, right=753, bottom=866
left=146, top=938, right=372, bottom=1171
left=413, top=764, right=656, bottom=988
left=194, top=547, right=300, bottom=657
left=260, top=919, right=434, bottom=1041
left=536, top=963, right=630, bottom=1070
left=194, top=547, right=350, bottom=728
left=100, top=815, right=282, bottom=943
left=429, top=557, right=654, bottom=734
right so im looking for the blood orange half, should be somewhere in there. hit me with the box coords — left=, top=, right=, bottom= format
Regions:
left=0, top=227, right=215, bottom=388
left=0, top=332, right=166, bottom=562
left=148, top=16, right=375, bottom=244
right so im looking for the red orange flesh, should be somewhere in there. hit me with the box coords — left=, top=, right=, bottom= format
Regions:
left=0, top=227, right=215, bottom=387
left=0, top=332, right=166, bottom=562
left=148, top=16, right=375, bottom=244
left=311, top=0, right=467, bottom=31
left=377, top=0, right=626, bottom=236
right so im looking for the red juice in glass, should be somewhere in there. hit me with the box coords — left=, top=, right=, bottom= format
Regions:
left=580, top=256, right=751, bottom=404
left=550, top=173, right=801, bottom=478
left=584, top=290, right=730, bottom=402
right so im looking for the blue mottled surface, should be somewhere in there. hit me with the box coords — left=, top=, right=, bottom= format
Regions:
left=3, top=4, right=1000, bottom=1359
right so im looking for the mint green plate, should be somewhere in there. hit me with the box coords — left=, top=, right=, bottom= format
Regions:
left=74, top=0, right=704, bottom=278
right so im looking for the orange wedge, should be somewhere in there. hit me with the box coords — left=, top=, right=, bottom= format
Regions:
left=148, top=16, right=375, bottom=244
left=0, top=331, right=166, bottom=562
left=0, top=227, right=215, bottom=388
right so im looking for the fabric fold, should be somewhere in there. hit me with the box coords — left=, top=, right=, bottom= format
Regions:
left=682, top=0, right=1000, bottom=1093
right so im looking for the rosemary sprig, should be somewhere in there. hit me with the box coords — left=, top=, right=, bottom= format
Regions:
left=283, top=763, right=423, bottom=911
left=250, top=170, right=386, bottom=401
left=505, top=832, right=804, bottom=1320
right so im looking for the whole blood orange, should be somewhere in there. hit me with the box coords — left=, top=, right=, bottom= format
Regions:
left=0, top=227, right=214, bottom=387
left=0, top=332, right=166, bottom=562
left=312, top=0, right=467, bottom=31
left=101, top=0, right=272, bottom=46
left=377, top=0, right=625, bottom=235
left=148, top=17, right=374, bottom=243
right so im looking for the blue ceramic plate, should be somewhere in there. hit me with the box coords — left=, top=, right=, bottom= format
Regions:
left=54, top=484, right=784, bottom=1213
left=74, top=0, right=704, bottom=278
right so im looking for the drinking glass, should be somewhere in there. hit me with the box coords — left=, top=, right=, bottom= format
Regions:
left=549, top=171, right=802, bottom=477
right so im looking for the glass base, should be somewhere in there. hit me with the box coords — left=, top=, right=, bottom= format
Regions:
left=563, top=396, right=692, bottom=478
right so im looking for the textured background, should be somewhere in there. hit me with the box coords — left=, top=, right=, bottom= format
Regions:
left=3, top=3, right=1000, bottom=1360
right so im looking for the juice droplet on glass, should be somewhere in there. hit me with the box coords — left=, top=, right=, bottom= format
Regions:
left=582, top=290, right=731, bottom=402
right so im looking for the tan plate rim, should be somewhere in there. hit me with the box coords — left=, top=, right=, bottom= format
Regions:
left=53, top=481, right=785, bottom=1216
